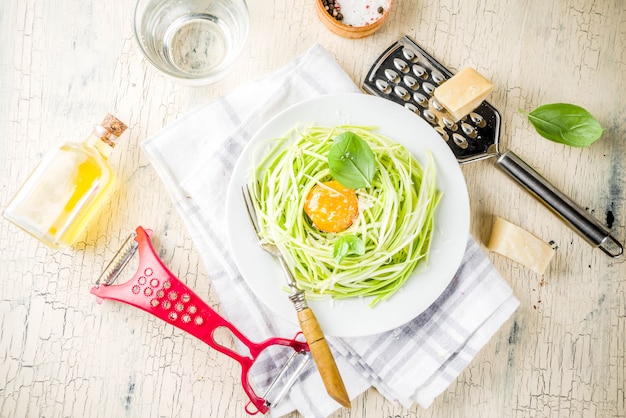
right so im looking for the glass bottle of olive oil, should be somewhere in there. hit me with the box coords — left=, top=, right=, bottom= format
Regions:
left=3, top=114, right=127, bottom=249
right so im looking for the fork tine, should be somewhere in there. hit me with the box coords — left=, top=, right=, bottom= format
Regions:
left=241, top=185, right=261, bottom=237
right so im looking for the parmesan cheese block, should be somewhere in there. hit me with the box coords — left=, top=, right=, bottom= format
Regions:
left=433, top=67, right=493, bottom=122
left=487, top=216, right=555, bottom=275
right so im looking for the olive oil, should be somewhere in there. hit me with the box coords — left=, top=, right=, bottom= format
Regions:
left=4, top=114, right=127, bottom=249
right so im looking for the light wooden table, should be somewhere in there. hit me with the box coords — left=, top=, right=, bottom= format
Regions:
left=1, top=1, right=625, bottom=417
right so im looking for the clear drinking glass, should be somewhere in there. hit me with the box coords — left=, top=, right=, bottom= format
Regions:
left=133, top=0, right=249, bottom=85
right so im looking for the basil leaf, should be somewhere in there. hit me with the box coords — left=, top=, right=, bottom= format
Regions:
left=525, top=103, right=604, bottom=147
left=328, top=132, right=377, bottom=189
left=333, top=235, right=365, bottom=264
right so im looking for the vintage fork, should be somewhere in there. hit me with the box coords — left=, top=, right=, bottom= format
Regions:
left=242, top=186, right=351, bottom=408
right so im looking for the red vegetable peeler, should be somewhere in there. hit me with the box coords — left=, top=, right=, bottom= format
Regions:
left=90, top=226, right=310, bottom=415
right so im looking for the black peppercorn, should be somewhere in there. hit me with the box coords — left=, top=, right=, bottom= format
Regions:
left=323, top=0, right=345, bottom=22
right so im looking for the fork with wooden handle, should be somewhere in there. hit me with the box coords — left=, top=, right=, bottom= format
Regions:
left=242, top=187, right=351, bottom=408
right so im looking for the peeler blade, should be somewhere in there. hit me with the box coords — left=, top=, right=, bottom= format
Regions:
left=94, top=231, right=140, bottom=287
left=260, top=350, right=311, bottom=409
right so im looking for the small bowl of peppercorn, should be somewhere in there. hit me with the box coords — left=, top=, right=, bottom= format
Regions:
left=315, top=0, right=393, bottom=39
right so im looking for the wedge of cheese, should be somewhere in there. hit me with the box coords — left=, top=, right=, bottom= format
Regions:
left=487, top=216, right=555, bottom=275
left=433, top=67, right=493, bottom=122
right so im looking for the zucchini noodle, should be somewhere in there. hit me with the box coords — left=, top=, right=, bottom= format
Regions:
left=249, top=125, right=441, bottom=306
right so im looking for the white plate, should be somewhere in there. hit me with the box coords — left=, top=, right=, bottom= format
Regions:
left=225, top=93, right=469, bottom=337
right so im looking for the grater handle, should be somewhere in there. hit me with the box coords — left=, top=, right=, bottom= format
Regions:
left=495, top=151, right=623, bottom=257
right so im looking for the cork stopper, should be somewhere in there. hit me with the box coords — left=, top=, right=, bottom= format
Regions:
left=101, top=113, right=128, bottom=137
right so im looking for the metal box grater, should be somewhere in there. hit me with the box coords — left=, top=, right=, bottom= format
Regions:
left=363, top=36, right=501, bottom=164
left=362, top=36, right=623, bottom=257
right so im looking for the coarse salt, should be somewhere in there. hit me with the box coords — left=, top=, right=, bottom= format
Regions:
left=335, top=0, right=391, bottom=27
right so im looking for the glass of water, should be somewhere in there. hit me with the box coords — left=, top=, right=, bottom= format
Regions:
left=133, top=0, right=249, bottom=85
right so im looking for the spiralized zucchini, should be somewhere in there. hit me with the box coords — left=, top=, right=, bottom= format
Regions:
left=249, top=125, right=441, bottom=306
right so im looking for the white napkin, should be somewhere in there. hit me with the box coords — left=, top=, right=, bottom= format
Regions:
left=142, top=44, right=520, bottom=417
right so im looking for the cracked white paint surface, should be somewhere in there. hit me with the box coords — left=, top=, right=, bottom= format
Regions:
left=1, top=0, right=625, bottom=417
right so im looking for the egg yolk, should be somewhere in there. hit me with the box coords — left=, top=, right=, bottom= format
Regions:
left=304, top=181, right=359, bottom=232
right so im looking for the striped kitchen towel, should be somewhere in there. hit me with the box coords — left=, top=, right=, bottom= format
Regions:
left=142, top=44, right=519, bottom=417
